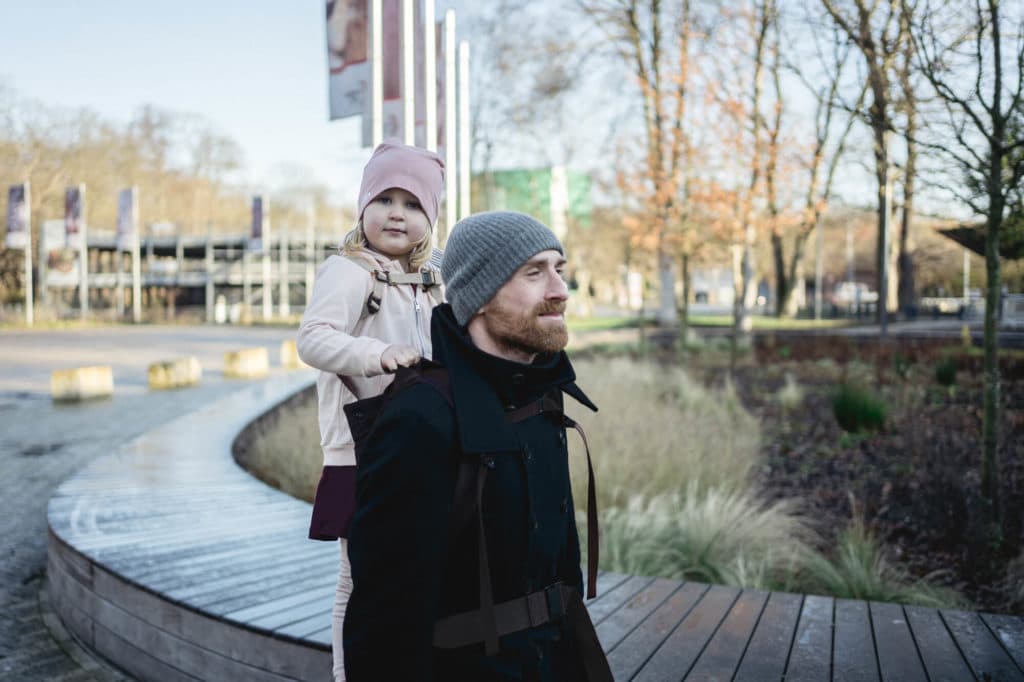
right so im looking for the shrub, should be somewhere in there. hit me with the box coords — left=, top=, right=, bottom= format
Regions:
left=800, top=521, right=964, bottom=608
left=935, top=357, right=958, bottom=386
left=832, top=383, right=886, bottom=433
left=777, top=373, right=804, bottom=411
left=568, top=358, right=761, bottom=507
left=583, top=484, right=813, bottom=591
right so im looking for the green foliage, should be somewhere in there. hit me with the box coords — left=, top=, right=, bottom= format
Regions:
left=801, top=521, right=965, bottom=608
left=935, top=357, right=958, bottom=386
left=832, top=383, right=887, bottom=433
left=892, top=352, right=912, bottom=380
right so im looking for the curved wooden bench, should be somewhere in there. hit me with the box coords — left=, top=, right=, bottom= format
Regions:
left=46, top=373, right=1024, bottom=681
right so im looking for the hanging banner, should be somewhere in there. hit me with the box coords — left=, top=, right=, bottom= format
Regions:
left=65, top=185, right=85, bottom=250
left=5, top=184, right=29, bottom=250
left=116, top=187, right=138, bottom=251
left=250, top=195, right=268, bottom=252
left=327, top=0, right=370, bottom=120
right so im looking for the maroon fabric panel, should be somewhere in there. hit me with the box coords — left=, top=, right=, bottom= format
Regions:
left=308, top=465, right=357, bottom=540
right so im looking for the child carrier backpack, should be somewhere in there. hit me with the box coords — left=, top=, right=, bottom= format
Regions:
left=343, top=361, right=612, bottom=682
left=344, top=248, right=444, bottom=319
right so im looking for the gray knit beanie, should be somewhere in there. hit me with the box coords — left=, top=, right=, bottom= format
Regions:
left=442, top=211, right=564, bottom=326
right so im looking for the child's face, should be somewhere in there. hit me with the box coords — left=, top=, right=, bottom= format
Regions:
left=362, top=187, right=430, bottom=260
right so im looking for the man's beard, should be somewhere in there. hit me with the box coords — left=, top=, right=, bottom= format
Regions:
left=484, top=299, right=569, bottom=357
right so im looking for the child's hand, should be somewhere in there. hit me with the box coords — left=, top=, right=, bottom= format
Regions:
left=380, top=345, right=421, bottom=373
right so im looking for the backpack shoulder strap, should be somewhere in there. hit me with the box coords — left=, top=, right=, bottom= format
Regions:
left=343, top=253, right=387, bottom=318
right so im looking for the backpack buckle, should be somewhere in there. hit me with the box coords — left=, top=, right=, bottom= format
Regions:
left=372, top=270, right=391, bottom=284
left=544, top=583, right=566, bottom=625
left=420, top=270, right=438, bottom=287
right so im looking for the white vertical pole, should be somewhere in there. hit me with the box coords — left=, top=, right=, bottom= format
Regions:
left=402, top=0, right=415, bottom=145
left=205, top=228, right=214, bottom=323
left=443, top=10, right=456, bottom=243
left=305, top=205, right=315, bottom=308
left=24, top=184, right=33, bottom=326
left=279, top=223, right=290, bottom=318
left=424, top=0, right=437, bottom=153
left=262, top=205, right=273, bottom=321
left=79, top=203, right=89, bottom=321
left=131, top=187, right=141, bottom=323
left=371, top=0, right=384, bottom=147
left=458, top=40, right=470, bottom=221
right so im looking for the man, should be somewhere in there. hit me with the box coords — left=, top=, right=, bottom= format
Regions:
left=343, top=211, right=610, bottom=681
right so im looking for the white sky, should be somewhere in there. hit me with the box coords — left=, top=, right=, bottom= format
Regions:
left=0, top=1, right=467, bottom=204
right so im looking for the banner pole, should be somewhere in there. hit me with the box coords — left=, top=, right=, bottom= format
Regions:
left=402, top=0, right=415, bottom=145
left=424, top=0, right=437, bottom=153
left=443, top=10, right=456, bottom=243
left=371, top=0, right=383, bottom=147
left=458, top=40, right=470, bottom=222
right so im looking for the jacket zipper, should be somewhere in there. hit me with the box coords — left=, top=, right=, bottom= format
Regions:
left=413, top=286, right=426, bottom=356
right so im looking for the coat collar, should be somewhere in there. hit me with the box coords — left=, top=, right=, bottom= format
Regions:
left=430, top=304, right=597, bottom=453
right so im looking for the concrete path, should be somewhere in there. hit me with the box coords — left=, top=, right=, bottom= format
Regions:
left=0, top=324, right=298, bottom=681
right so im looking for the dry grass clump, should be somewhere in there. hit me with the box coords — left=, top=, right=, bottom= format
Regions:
left=777, top=372, right=804, bottom=411
left=568, top=358, right=813, bottom=590
left=567, top=358, right=761, bottom=509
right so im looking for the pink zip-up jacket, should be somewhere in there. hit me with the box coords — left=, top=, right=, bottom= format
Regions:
left=297, top=248, right=440, bottom=467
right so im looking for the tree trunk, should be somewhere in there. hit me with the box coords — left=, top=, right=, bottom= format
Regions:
left=982, top=180, right=1003, bottom=530
left=771, top=231, right=787, bottom=316
left=657, top=245, right=678, bottom=325
left=679, top=251, right=690, bottom=349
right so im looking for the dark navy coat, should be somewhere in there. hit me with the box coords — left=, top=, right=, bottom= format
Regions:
left=344, top=304, right=597, bottom=681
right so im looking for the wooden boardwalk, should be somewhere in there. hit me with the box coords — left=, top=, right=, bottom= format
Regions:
left=46, top=373, right=1024, bottom=681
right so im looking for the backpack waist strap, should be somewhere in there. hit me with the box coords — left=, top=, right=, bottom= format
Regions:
left=433, top=582, right=570, bottom=648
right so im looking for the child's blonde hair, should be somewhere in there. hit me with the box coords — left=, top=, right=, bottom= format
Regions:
left=341, top=219, right=433, bottom=270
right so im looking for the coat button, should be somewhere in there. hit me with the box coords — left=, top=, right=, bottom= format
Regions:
left=512, top=373, right=525, bottom=386
left=531, top=516, right=539, bottom=530
left=484, top=457, right=496, bottom=469
left=558, top=431, right=566, bottom=446
left=560, top=499, right=568, bottom=514
left=522, top=446, right=532, bottom=462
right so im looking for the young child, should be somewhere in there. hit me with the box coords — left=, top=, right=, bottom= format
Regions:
left=296, top=141, right=445, bottom=682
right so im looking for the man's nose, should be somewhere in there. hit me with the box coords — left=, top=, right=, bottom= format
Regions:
left=548, top=271, right=569, bottom=299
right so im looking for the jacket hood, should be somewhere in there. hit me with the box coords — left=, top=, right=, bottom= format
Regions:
left=430, top=304, right=596, bottom=454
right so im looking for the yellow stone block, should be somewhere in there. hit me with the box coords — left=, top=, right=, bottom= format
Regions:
left=224, top=347, right=269, bottom=379
left=51, top=366, right=114, bottom=402
left=279, top=340, right=306, bottom=369
left=148, top=356, right=202, bottom=390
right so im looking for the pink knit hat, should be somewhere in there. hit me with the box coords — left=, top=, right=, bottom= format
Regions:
left=357, top=141, right=445, bottom=225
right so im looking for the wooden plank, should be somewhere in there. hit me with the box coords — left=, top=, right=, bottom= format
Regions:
left=606, top=582, right=709, bottom=681
left=981, top=613, right=1024, bottom=671
left=223, top=583, right=337, bottom=623
left=92, top=625, right=200, bottom=682
left=206, top=571, right=336, bottom=617
left=832, top=599, right=879, bottom=682
left=943, top=609, right=1024, bottom=681
left=274, top=610, right=334, bottom=640
left=632, top=584, right=740, bottom=682
left=783, top=594, right=833, bottom=682
left=902, top=605, right=975, bottom=682
left=93, top=565, right=334, bottom=681
left=585, top=575, right=656, bottom=626
left=733, top=590, right=803, bottom=682
left=595, top=577, right=679, bottom=652
left=685, top=588, right=769, bottom=681
left=869, top=602, right=928, bottom=682
left=248, top=593, right=333, bottom=631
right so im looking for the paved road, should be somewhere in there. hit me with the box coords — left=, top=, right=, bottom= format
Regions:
left=0, top=324, right=299, bottom=681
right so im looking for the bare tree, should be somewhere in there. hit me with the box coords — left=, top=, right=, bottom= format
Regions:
left=576, top=0, right=696, bottom=326
left=773, top=14, right=863, bottom=317
left=909, top=0, right=1024, bottom=531
left=820, top=0, right=909, bottom=319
